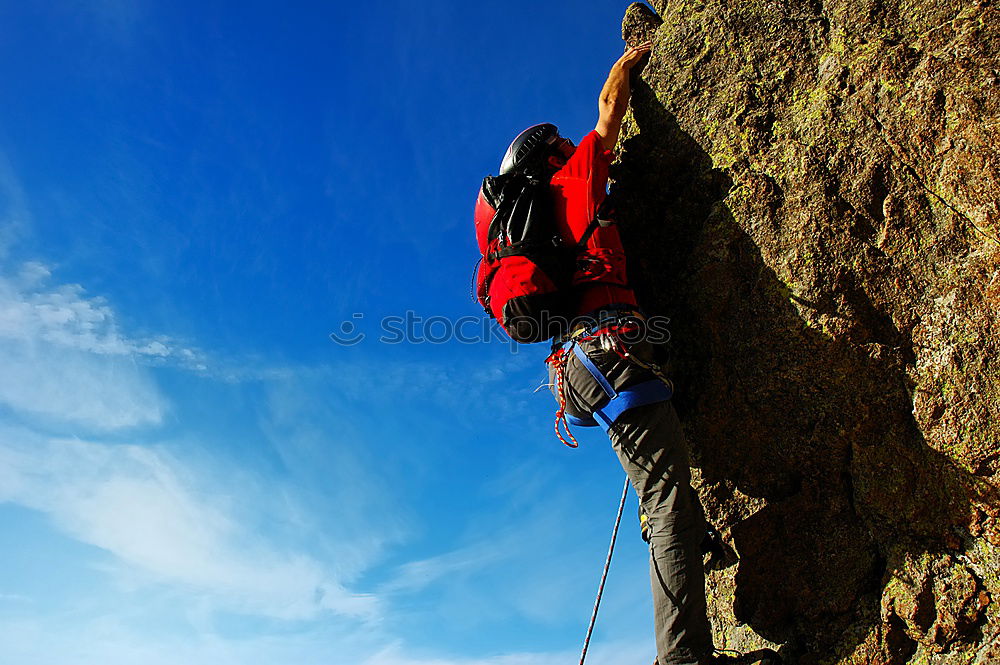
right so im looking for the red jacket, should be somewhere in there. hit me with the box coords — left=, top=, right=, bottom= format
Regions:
left=550, top=130, right=638, bottom=315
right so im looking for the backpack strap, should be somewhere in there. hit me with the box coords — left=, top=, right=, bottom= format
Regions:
left=575, top=217, right=601, bottom=250
left=575, top=198, right=616, bottom=249
left=488, top=238, right=562, bottom=261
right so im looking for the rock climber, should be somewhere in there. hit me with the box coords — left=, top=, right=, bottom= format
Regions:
left=475, top=42, right=778, bottom=665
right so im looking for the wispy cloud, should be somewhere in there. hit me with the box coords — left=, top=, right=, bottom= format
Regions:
left=0, top=342, right=165, bottom=431
left=0, top=209, right=629, bottom=664
left=0, top=261, right=186, bottom=430
left=0, top=260, right=206, bottom=367
left=0, top=257, right=214, bottom=430
left=0, top=253, right=405, bottom=623
left=0, top=426, right=376, bottom=621
left=378, top=541, right=511, bottom=595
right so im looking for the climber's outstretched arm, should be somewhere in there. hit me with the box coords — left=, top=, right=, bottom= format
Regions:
left=594, top=42, right=651, bottom=151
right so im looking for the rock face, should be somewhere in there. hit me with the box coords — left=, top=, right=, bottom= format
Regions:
left=614, top=2, right=999, bottom=663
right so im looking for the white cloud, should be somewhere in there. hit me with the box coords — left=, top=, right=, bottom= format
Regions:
left=0, top=256, right=389, bottom=625
left=0, top=260, right=205, bottom=367
left=378, top=541, right=510, bottom=595
left=0, top=218, right=634, bottom=664
left=0, top=427, right=376, bottom=621
left=0, top=258, right=215, bottom=431
left=0, top=342, right=165, bottom=430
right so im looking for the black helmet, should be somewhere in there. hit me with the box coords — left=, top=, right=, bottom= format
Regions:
left=499, top=123, right=561, bottom=176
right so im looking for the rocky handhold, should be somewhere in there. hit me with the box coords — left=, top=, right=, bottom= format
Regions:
left=615, top=1, right=1000, bottom=662
left=623, top=2, right=662, bottom=48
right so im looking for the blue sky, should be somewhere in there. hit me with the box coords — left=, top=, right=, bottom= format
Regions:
left=0, top=2, right=660, bottom=663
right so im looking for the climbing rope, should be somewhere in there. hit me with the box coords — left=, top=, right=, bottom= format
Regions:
left=579, top=474, right=630, bottom=665
left=546, top=345, right=580, bottom=448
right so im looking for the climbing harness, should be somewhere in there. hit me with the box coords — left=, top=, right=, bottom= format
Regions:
left=545, top=311, right=674, bottom=447
left=579, top=474, right=630, bottom=665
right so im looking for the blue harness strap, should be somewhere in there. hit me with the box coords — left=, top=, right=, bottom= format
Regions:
left=565, top=343, right=673, bottom=431
left=571, top=343, right=616, bottom=399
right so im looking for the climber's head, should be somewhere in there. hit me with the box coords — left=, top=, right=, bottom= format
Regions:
left=499, top=123, right=575, bottom=177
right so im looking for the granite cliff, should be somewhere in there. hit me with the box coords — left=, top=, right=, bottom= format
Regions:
left=613, top=2, right=999, bottom=663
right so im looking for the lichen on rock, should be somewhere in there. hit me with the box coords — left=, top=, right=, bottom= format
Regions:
left=615, top=2, right=999, bottom=662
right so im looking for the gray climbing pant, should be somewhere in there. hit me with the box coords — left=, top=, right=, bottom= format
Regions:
left=549, top=336, right=713, bottom=665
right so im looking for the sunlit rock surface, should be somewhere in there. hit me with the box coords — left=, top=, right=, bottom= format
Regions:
left=614, top=2, right=998, bottom=662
